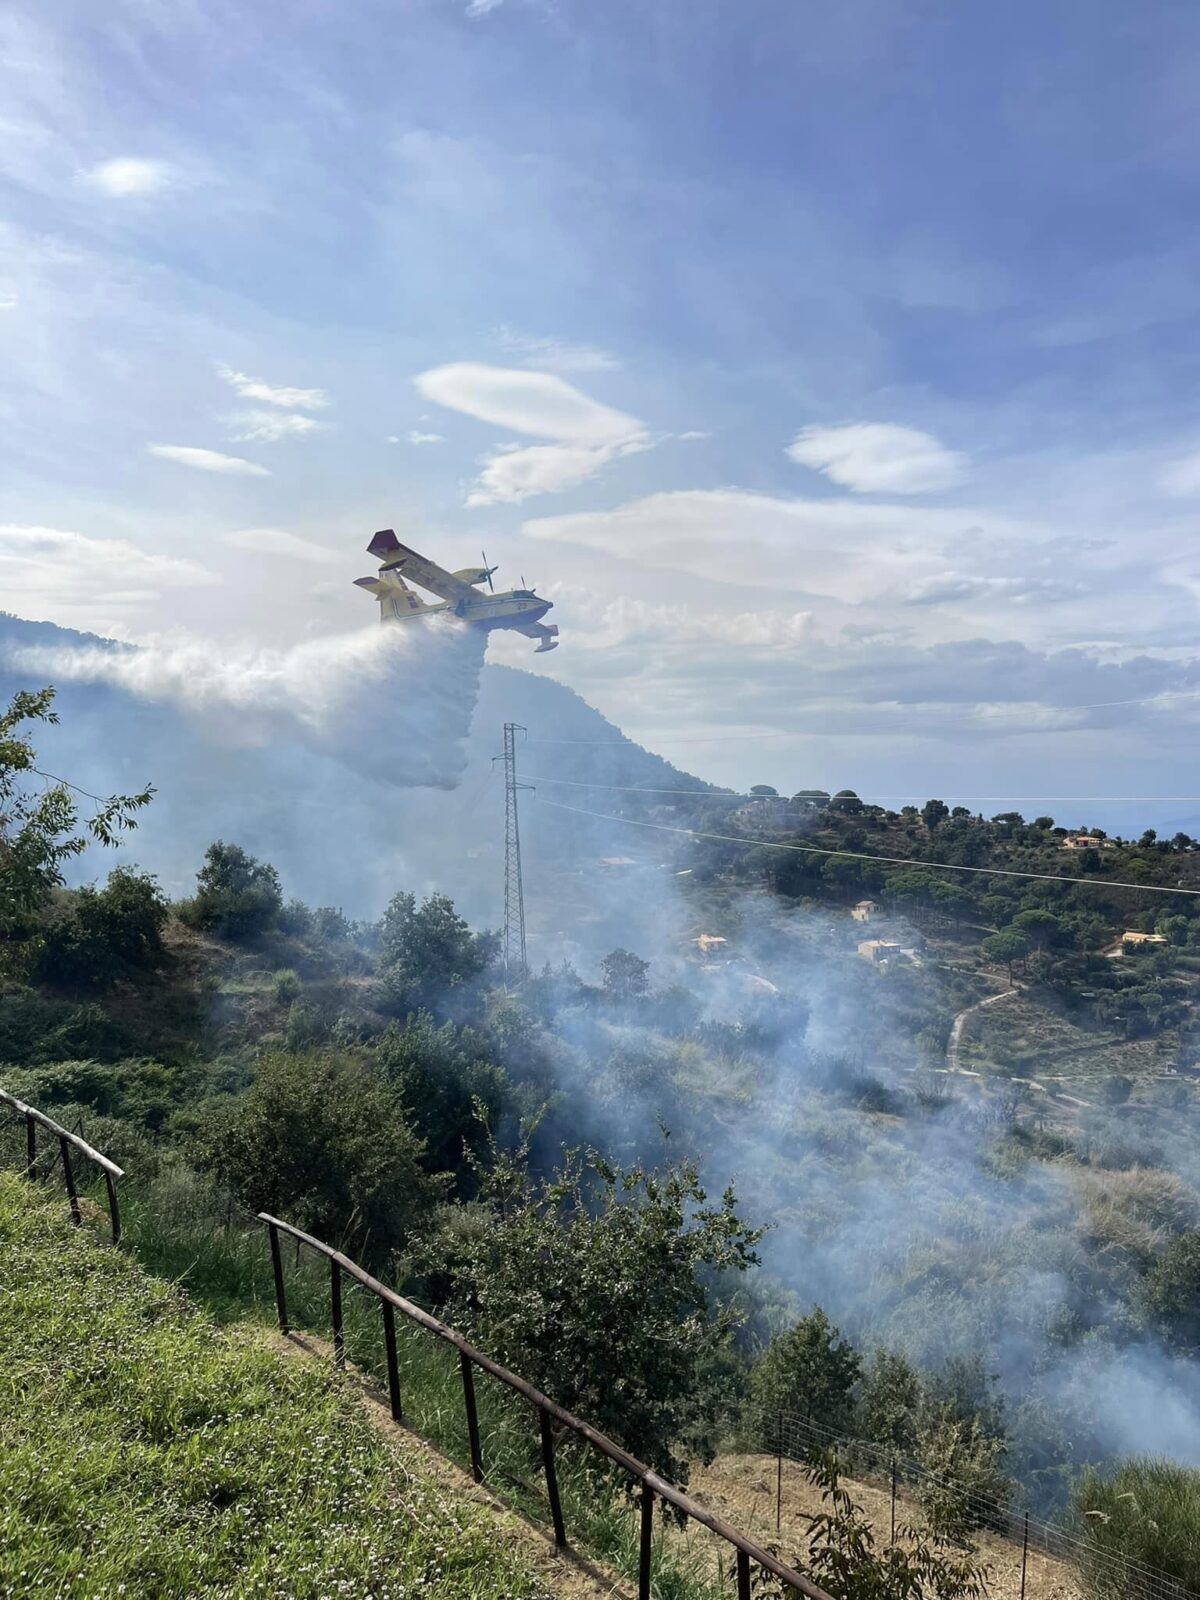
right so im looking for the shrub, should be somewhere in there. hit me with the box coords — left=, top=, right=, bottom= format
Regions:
left=857, top=1348, right=923, bottom=1454
left=199, top=1048, right=445, bottom=1261
left=751, top=1308, right=862, bottom=1445
left=34, top=868, right=169, bottom=989
left=1073, top=1457, right=1200, bottom=1600
left=185, top=841, right=282, bottom=941
left=915, top=1411, right=1010, bottom=1540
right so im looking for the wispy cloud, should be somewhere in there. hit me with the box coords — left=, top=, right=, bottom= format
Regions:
left=497, top=327, right=620, bottom=373
left=82, top=157, right=175, bottom=197
left=147, top=444, right=271, bottom=477
left=216, top=364, right=330, bottom=411
left=678, top=429, right=711, bottom=441
left=407, top=429, right=445, bottom=445
left=787, top=422, right=967, bottom=494
left=466, top=0, right=504, bottom=16
left=225, top=410, right=325, bottom=443
left=0, top=523, right=217, bottom=626
left=222, top=527, right=339, bottom=564
left=1158, top=447, right=1200, bottom=498
left=414, top=361, right=651, bottom=505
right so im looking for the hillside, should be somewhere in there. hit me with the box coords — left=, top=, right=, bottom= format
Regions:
left=0, top=1170, right=553, bottom=1599
left=0, top=612, right=703, bottom=925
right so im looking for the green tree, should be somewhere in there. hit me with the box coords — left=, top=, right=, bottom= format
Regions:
left=981, top=928, right=1029, bottom=983
left=751, top=1308, right=862, bottom=1441
left=433, top=1145, right=762, bottom=1485
left=377, top=891, right=496, bottom=1017
left=375, top=1012, right=509, bottom=1187
left=600, top=946, right=650, bottom=999
left=202, top=1049, right=444, bottom=1260
left=750, top=784, right=779, bottom=797
left=0, top=688, right=151, bottom=933
left=188, top=841, right=283, bottom=940
left=1139, top=1232, right=1200, bottom=1350
left=1011, top=908, right=1066, bottom=950
left=34, top=868, right=169, bottom=989
left=830, top=789, right=864, bottom=815
left=857, top=1349, right=923, bottom=1454
left=915, top=1412, right=1010, bottom=1539
left=922, top=799, right=950, bottom=832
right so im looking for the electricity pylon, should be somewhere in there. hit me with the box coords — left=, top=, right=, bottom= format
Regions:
left=498, top=722, right=531, bottom=982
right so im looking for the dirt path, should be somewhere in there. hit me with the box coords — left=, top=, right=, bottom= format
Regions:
left=272, top=1329, right=627, bottom=1600
left=689, top=1454, right=1082, bottom=1600
left=946, top=985, right=1019, bottom=1072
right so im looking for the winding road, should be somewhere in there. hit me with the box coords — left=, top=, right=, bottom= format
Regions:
left=945, top=985, right=1020, bottom=1073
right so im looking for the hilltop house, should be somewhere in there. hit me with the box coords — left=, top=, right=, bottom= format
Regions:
left=858, top=939, right=902, bottom=964
left=1122, top=930, right=1169, bottom=951
left=850, top=899, right=879, bottom=922
left=1061, top=834, right=1117, bottom=851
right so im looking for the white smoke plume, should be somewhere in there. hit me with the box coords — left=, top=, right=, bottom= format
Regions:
left=12, top=620, right=486, bottom=790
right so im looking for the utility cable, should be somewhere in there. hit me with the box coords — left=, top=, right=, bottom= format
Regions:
left=535, top=796, right=1200, bottom=897
left=521, top=772, right=1200, bottom=804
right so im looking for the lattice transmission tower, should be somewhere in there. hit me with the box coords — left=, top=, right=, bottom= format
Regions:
left=498, top=722, right=531, bottom=981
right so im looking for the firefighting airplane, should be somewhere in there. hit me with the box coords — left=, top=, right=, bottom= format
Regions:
left=354, top=529, right=559, bottom=652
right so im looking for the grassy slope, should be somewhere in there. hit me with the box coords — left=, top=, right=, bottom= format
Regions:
left=0, top=1173, right=548, bottom=1600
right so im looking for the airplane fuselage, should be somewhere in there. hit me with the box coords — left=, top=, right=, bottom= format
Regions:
left=396, top=591, right=553, bottom=630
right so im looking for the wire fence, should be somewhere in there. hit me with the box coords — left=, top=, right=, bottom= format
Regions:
left=729, top=1406, right=1198, bottom=1600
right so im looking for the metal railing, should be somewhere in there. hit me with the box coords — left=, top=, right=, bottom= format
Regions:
left=0, top=1088, right=124, bottom=1242
left=258, top=1211, right=831, bottom=1600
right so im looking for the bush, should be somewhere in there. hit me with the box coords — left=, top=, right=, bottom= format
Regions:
left=751, top=1308, right=862, bottom=1445
left=857, top=1348, right=923, bottom=1454
left=185, top=841, right=282, bottom=941
left=1073, top=1457, right=1200, bottom=1600
left=199, top=1048, right=445, bottom=1261
left=377, top=891, right=496, bottom=1018
left=431, top=1144, right=762, bottom=1486
left=1139, top=1232, right=1200, bottom=1349
left=915, top=1411, right=1010, bottom=1540
left=375, top=1013, right=509, bottom=1188
left=34, top=869, right=169, bottom=989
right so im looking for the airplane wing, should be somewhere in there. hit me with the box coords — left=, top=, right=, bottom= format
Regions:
left=513, top=620, right=560, bottom=653
left=367, top=529, right=477, bottom=605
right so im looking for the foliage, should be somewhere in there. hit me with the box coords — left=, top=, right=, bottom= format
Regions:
left=762, top=1453, right=989, bottom=1600
left=1139, top=1232, right=1200, bottom=1350
left=33, top=867, right=169, bottom=988
left=1072, top=1456, right=1200, bottom=1600
left=377, top=890, right=496, bottom=1018
left=375, top=1011, right=510, bottom=1186
left=914, top=1411, right=1010, bottom=1540
left=0, top=1174, right=546, bottom=1600
left=600, top=946, right=651, bottom=999
left=0, top=688, right=151, bottom=934
left=750, top=1308, right=862, bottom=1441
left=185, top=840, right=283, bottom=941
left=857, top=1348, right=924, bottom=1454
left=199, top=1048, right=446, bottom=1260
left=431, top=1143, right=762, bottom=1485
left=981, top=928, right=1029, bottom=980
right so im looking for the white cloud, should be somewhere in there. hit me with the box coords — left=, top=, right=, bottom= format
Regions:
left=1159, top=448, right=1200, bottom=497
left=0, top=285, right=17, bottom=310
left=414, top=362, right=651, bottom=505
left=466, top=0, right=504, bottom=15
left=83, top=157, right=175, bottom=197
left=787, top=422, right=967, bottom=494
left=147, top=444, right=271, bottom=477
left=407, top=429, right=445, bottom=445
left=222, top=528, right=339, bottom=564
left=679, top=429, right=711, bottom=441
left=497, top=327, right=620, bottom=373
left=0, top=524, right=217, bottom=626
left=216, top=364, right=330, bottom=411
left=225, top=409, right=325, bottom=443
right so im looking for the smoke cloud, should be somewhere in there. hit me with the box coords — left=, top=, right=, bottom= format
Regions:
left=12, top=621, right=486, bottom=790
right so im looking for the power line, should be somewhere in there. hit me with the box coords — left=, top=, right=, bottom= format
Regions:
left=535, top=796, right=1200, bottom=897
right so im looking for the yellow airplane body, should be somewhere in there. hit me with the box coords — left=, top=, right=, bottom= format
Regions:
left=354, top=529, right=559, bottom=652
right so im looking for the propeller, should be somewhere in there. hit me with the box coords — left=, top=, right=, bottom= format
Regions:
left=481, top=550, right=496, bottom=593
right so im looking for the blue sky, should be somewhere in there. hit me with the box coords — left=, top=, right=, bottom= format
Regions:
left=6, top=0, right=1200, bottom=826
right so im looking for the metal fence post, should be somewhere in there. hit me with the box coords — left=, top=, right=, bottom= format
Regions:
left=104, top=1171, right=121, bottom=1245
left=59, top=1136, right=81, bottom=1226
left=1020, top=1510, right=1029, bottom=1600
left=638, top=1483, right=654, bottom=1600
left=25, top=1113, right=37, bottom=1180
left=737, top=1549, right=751, bottom=1600
left=330, top=1260, right=344, bottom=1367
left=776, top=1409, right=783, bottom=1533
left=382, top=1299, right=402, bottom=1422
left=539, top=1408, right=567, bottom=1548
left=268, top=1223, right=289, bottom=1334
left=891, top=1456, right=897, bottom=1545
left=460, top=1352, right=483, bottom=1482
